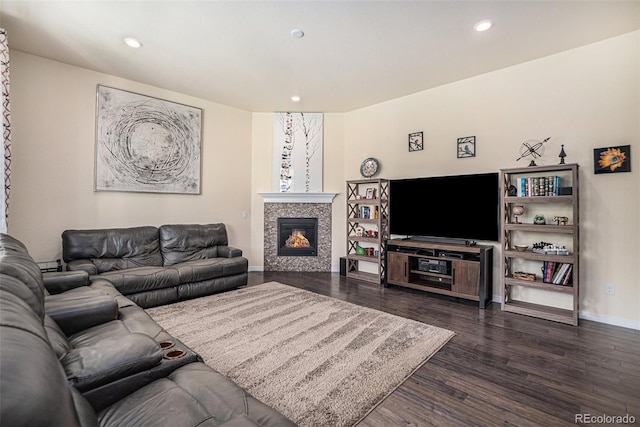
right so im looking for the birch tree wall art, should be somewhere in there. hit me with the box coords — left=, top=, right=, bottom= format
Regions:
left=95, top=85, right=202, bottom=194
left=272, top=112, right=323, bottom=192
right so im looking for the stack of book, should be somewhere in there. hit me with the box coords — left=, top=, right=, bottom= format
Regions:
left=542, top=261, right=573, bottom=285
left=516, top=175, right=561, bottom=197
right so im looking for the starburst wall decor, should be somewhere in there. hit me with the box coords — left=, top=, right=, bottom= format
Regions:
left=593, top=145, right=631, bottom=174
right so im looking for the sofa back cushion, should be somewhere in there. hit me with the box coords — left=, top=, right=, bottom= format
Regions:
left=1, top=291, right=85, bottom=427
left=0, top=233, right=46, bottom=319
left=159, top=223, right=228, bottom=266
left=62, top=227, right=163, bottom=273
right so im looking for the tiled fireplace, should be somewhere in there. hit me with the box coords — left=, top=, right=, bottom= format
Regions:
left=260, top=193, right=336, bottom=272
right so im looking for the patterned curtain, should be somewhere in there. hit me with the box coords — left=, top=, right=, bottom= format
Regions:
left=0, top=29, right=11, bottom=233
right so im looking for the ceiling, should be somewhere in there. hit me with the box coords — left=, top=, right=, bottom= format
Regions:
left=1, top=1, right=639, bottom=113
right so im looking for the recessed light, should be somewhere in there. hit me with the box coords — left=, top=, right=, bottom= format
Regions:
left=474, top=20, right=493, bottom=32
left=290, top=29, right=304, bottom=39
left=123, top=37, right=143, bottom=48
left=291, top=96, right=301, bottom=102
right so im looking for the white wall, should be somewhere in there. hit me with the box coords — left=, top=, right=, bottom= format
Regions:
left=9, top=51, right=254, bottom=263
left=342, top=31, right=639, bottom=328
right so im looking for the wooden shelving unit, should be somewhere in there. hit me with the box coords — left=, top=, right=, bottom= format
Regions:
left=346, top=179, right=389, bottom=284
left=500, top=163, right=580, bottom=325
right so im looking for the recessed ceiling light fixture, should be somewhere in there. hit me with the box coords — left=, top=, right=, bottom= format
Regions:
left=474, top=20, right=493, bottom=32
left=123, top=37, right=143, bottom=48
left=291, top=96, right=301, bottom=102
left=290, top=29, right=304, bottom=39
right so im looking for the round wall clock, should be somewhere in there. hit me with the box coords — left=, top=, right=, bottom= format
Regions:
left=360, top=157, right=379, bottom=178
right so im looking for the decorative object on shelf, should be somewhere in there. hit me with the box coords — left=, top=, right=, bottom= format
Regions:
left=457, top=136, right=476, bottom=158
left=513, top=271, right=536, bottom=281
left=365, top=187, right=376, bottom=199
left=408, top=132, right=423, bottom=152
left=516, top=137, right=550, bottom=166
left=558, top=144, right=567, bottom=164
left=514, top=244, right=529, bottom=252
left=533, top=214, right=546, bottom=225
left=359, top=157, right=380, bottom=178
left=593, top=145, right=631, bottom=174
left=512, top=205, right=525, bottom=223
left=355, top=225, right=365, bottom=237
left=553, top=216, right=569, bottom=225
left=356, top=245, right=366, bottom=255
left=532, top=242, right=569, bottom=255
left=507, top=184, right=518, bottom=196
left=95, top=85, right=202, bottom=194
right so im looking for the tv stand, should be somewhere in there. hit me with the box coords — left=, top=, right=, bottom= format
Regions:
left=385, top=238, right=493, bottom=308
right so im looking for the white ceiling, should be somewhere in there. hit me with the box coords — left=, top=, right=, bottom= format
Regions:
left=1, top=1, right=639, bottom=113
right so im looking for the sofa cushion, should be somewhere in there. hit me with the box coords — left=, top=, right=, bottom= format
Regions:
left=0, top=234, right=46, bottom=318
left=62, top=226, right=163, bottom=273
left=45, top=290, right=119, bottom=336
left=98, top=266, right=181, bottom=295
left=62, top=334, right=163, bottom=392
left=168, top=257, right=248, bottom=283
left=159, top=223, right=230, bottom=266
left=97, top=362, right=296, bottom=427
left=1, top=292, right=83, bottom=427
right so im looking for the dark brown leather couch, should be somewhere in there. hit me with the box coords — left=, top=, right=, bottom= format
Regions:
left=0, top=233, right=296, bottom=426
left=62, top=223, right=248, bottom=308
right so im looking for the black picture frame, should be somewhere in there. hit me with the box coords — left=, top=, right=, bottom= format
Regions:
left=408, top=132, right=423, bottom=152
left=593, top=145, right=631, bottom=174
left=457, top=136, right=476, bottom=158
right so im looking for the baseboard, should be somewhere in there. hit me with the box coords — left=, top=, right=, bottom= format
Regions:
left=579, top=311, right=640, bottom=331
left=491, top=295, right=639, bottom=330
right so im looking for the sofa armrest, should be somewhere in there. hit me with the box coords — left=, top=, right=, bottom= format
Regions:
left=61, top=334, right=163, bottom=392
left=43, top=270, right=90, bottom=294
left=218, top=245, right=242, bottom=258
left=66, top=259, right=98, bottom=275
left=45, top=291, right=118, bottom=335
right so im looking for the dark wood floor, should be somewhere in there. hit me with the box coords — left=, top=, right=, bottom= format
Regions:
left=247, top=272, right=640, bottom=427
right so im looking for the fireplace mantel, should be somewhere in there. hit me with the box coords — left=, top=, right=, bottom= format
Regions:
left=259, top=192, right=337, bottom=204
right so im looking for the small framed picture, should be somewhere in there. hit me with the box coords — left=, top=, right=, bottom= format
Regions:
left=365, top=188, right=376, bottom=199
left=408, top=132, right=423, bottom=152
left=593, top=145, right=631, bottom=174
left=457, top=136, right=476, bottom=158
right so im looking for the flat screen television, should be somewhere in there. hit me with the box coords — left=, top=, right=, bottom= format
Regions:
left=389, top=172, right=500, bottom=243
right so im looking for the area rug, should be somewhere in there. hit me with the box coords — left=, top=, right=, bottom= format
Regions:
left=146, top=282, right=454, bottom=426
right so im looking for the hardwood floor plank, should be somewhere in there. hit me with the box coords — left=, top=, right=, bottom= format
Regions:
left=246, top=272, right=640, bottom=425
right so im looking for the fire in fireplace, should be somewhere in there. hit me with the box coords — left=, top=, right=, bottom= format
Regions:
left=277, top=217, right=318, bottom=256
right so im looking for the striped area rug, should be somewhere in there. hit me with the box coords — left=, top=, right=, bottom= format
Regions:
left=147, top=281, right=454, bottom=426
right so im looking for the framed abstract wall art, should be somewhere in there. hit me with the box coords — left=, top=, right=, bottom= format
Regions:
left=95, top=85, right=202, bottom=194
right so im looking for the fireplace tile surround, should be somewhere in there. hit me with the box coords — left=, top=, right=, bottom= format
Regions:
left=260, top=192, right=336, bottom=272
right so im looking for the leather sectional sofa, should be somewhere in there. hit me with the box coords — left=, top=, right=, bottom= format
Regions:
left=62, top=223, right=248, bottom=308
left=0, top=233, right=296, bottom=427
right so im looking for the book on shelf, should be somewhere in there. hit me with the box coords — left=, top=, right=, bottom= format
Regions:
left=542, top=261, right=573, bottom=285
left=517, top=175, right=561, bottom=197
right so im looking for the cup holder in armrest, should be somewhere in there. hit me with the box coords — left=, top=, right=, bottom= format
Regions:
left=159, top=340, right=175, bottom=350
left=163, top=348, right=186, bottom=360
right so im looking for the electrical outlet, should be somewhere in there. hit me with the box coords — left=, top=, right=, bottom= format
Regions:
left=604, top=283, right=615, bottom=296
left=242, top=211, right=248, bottom=219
